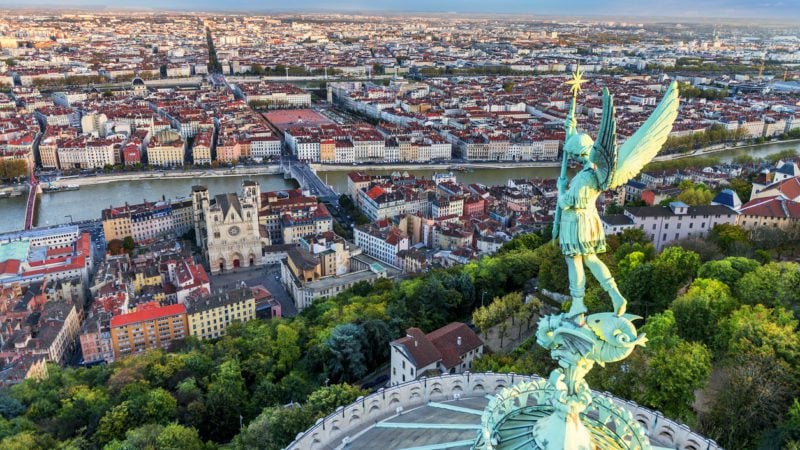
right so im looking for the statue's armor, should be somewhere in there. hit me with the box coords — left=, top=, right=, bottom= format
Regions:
left=558, top=167, right=606, bottom=256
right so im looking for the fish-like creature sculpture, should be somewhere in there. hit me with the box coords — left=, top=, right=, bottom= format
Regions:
left=585, top=312, right=648, bottom=364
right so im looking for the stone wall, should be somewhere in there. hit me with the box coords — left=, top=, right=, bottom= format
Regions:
left=286, top=372, right=722, bottom=450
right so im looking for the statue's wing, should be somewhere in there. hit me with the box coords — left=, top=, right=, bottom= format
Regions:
left=609, top=81, right=680, bottom=189
left=590, top=88, right=617, bottom=190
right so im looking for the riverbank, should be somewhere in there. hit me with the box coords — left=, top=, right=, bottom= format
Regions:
left=49, top=165, right=283, bottom=187
left=40, top=138, right=800, bottom=188
left=310, top=139, right=800, bottom=172
left=654, top=138, right=800, bottom=162
left=310, top=161, right=560, bottom=171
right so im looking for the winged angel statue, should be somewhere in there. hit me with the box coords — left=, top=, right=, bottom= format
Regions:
left=555, top=80, right=680, bottom=320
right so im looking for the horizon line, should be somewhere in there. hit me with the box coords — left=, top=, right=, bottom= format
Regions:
left=1, top=4, right=799, bottom=23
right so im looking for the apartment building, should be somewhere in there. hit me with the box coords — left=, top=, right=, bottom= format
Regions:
left=79, top=312, right=114, bottom=364
left=146, top=129, right=185, bottom=167
left=192, top=130, right=213, bottom=165
left=186, top=288, right=256, bottom=340
left=354, top=223, right=409, bottom=268
left=250, top=135, right=282, bottom=160
left=102, top=201, right=175, bottom=243
left=624, top=202, right=737, bottom=250
left=110, top=302, right=188, bottom=359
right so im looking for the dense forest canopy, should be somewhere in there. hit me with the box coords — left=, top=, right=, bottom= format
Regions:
left=1, top=224, right=799, bottom=449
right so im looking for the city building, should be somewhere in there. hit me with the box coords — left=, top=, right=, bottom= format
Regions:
left=110, top=302, right=188, bottom=359
left=101, top=198, right=194, bottom=243
left=186, top=287, right=256, bottom=340
left=389, top=322, right=484, bottom=386
left=0, top=226, right=94, bottom=287
left=623, top=202, right=738, bottom=250
left=192, top=182, right=267, bottom=274
left=79, top=312, right=114, bottom=364
left=146, top=129, right=185, bottom=167
left=281, top=244, right=389, bottom=310
left=737, top=195, right=800, bottom=230
left=354, top=222, right=409, bottom=268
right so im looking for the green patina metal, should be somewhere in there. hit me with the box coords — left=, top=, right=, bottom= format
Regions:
left=472, top=70, right=681, bottom=450
left=428, top=401, right=485, bottom=416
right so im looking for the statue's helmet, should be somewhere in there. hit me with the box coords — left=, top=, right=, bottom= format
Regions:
left=564, top=133, right=594, bottom=159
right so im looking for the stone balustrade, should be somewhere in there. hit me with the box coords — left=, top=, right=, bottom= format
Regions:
left=286, top=372, right=721, bottom=450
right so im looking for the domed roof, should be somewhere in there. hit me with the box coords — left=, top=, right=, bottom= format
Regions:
left=132, top=77, right=145, bottom=86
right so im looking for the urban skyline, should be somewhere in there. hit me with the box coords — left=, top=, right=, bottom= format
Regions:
left=4, top=0, right=800, bottom=20
left=0, top=7, right=798, bottom=450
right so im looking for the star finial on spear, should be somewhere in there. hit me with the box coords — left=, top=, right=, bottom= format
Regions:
left=565, top=64, right=586, bottom=97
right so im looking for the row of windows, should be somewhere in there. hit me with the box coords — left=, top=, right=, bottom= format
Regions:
left=650, top=221, right=706, bottom=231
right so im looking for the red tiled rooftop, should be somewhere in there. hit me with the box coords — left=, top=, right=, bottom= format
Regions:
left=0, top=260, right=20, bottom=275
left=110, top=303, right=185, bottom=328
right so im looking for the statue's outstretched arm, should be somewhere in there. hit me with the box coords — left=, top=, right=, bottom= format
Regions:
left=565, top=96, right=577, bottom=138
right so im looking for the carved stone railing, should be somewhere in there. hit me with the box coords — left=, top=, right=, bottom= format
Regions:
left=285, top=372, right=721, bottom=450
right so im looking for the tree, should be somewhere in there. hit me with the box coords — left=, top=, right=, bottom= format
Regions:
left=105, top=423, right=161, bottom=450
left=697, top=256, right=760, bottom=287
left=764, top=399, right=800, bottom=449
left=250, top=63, right=265, bottom=75
left=728, top=177, right=753, bottom=202
left=718, top=304, right=800, bottom=366
left=0, top=431, right=56, bottom=450
left=0, top=392, right=23, bottom=420
left=751, top=224, right=800, bottom=258
left=155, top=424, right=208, bottom=450
left=497, top=319, right=510, bottom=349
left=472, top=306, right=492, bottom=339
left=54, top=385, right=110, bottom=439
left=498, top=233, right=543, bottom=254
left=204, top=360, right=248, bottom=441
left=620, top=246, right=699, bottom=318
left=677, top=181, right=714, bottom=205
left=304, top=384, right=366, bottom=419
left=594, top=312, right=714, bottom=422
left=275, top=324, right=301, bottom=375
left=532, top=243, right=568, bottom=294
left=129, top=388, right=177, bottom=426
left=671, top=278, right=738, bottom=347
left=641, top=340, right=712, bottom=423
left=325, top=324, right=367, bottom=383
left=360, top=320, right=391, bottom=369
left=709, top=224, right=750, bottom=254
left=235, top=405, right=309, bottom=450
left=670, top=237, right=723, bottom=262
left=640, top=309, right=679, bottom=344
left=735, top=262, right=800, bottom=310
left=698, top=354, right=798, bottom=450
left=122, top=236, right=136, bottom=254
left=236, top=383, right=364, bottom=450
left=95, top=402, right=132, bottom=445
left=0, top=160, right=28, bottom=181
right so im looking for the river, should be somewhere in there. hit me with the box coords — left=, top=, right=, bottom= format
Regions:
left=317, top=140, right=800, bottom=193
left=0, top=140, right=797, bottom=234
left=0, top=175, right=297, bottom=233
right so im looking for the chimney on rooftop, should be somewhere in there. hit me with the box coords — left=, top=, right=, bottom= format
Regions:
left=457, top=336, right=462, bottom=346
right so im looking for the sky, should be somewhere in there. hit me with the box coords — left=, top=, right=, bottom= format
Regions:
left=5, top=0, right=800, bottom=20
